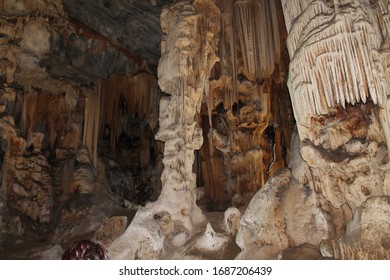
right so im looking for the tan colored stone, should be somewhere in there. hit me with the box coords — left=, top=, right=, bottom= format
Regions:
left=94, top=216, right=128, bottom=246
left=223, top=207, right=240, bottom=236
left=2, top=153, right=53, bottom=223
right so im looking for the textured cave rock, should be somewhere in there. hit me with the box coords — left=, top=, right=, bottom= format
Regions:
left=197, top=0, right=293, bottom=208
left=336, top=196, right=390, bottom=259
left=0, top=0, right=157, bottom=257
left=282, top=0, right=387, bottom=124
left=235, top=131, right=353, bottom=259
left=107, top=0, right=294, bottom=259
left=0, top=0, right=171, bottom=84
left=108, top=0, right=221, bottom=259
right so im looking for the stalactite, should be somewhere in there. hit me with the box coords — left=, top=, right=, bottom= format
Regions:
left=233, top=0, right=282, bottom=81
left=199, top=0, right=292, bottom=206
left=82, top=83, right=101, bottom=167
left=20, top=88, right=67, bottom=150
left=218, top=0, right=238, bottom=109
left=283, top=0, right=388, bottom=127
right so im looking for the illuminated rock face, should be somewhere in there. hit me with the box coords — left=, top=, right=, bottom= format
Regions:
left=156, top=0, right=220, bottom=231
left=280, top=0, right=390, bottom=153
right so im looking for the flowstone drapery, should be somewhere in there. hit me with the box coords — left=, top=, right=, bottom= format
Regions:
left=282, top=0, right=388, bottom=128
left=280, top=0, right=390, bottom=166
left=198, top=0, right=293, bottom=207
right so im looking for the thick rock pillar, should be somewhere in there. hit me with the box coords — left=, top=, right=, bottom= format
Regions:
left=155, top=0, right=220, bottom=231
left=108, top=0, right=220, bottom=259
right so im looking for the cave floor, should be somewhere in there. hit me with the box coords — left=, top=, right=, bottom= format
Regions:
left=0, top=198, right=325, bottom=260
left=0, top=198, right=137, bottom=260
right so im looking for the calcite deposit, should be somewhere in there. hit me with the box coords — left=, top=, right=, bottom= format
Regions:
left=109, top=0, right=221, bottom=259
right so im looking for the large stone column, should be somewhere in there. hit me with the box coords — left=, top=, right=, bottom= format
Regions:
left=155, top=0, right=220, bottom=232
left=280, top=0, right=390, bottom=206
left=108, top=0, right=220, bottom=259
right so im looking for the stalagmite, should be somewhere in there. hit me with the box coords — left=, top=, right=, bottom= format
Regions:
left=194, top=223, right=229, bottom=251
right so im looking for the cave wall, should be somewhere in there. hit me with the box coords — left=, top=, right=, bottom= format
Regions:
left=0, top=0, right=164, bottom=255
left=97, top=72, right=163, bottom=204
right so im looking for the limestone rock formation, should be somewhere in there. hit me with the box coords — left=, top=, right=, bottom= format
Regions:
left=109, top=0, right=221, bottom=259
left=93, top=216, right=128, bottom=246
left=2, top=152, right=53, bottom=223
left=62, top=0, right=174, bottom=68
left=236, top=132, right=353, bottom=259
left=240, top=0, right=390, bottom=260
left=329, top=196, right=390, bottom=259
left=282, top=0, right=387, bottom=123
left=223, top=207, right=241, bottom=235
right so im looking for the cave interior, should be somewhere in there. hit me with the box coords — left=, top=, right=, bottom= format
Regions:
left=0, top=0, right=390, bottom=260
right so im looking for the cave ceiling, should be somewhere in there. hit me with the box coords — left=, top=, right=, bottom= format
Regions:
left=0, top=0, right=175, bottom=83
left=61, top=0, right=174, bottom=72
